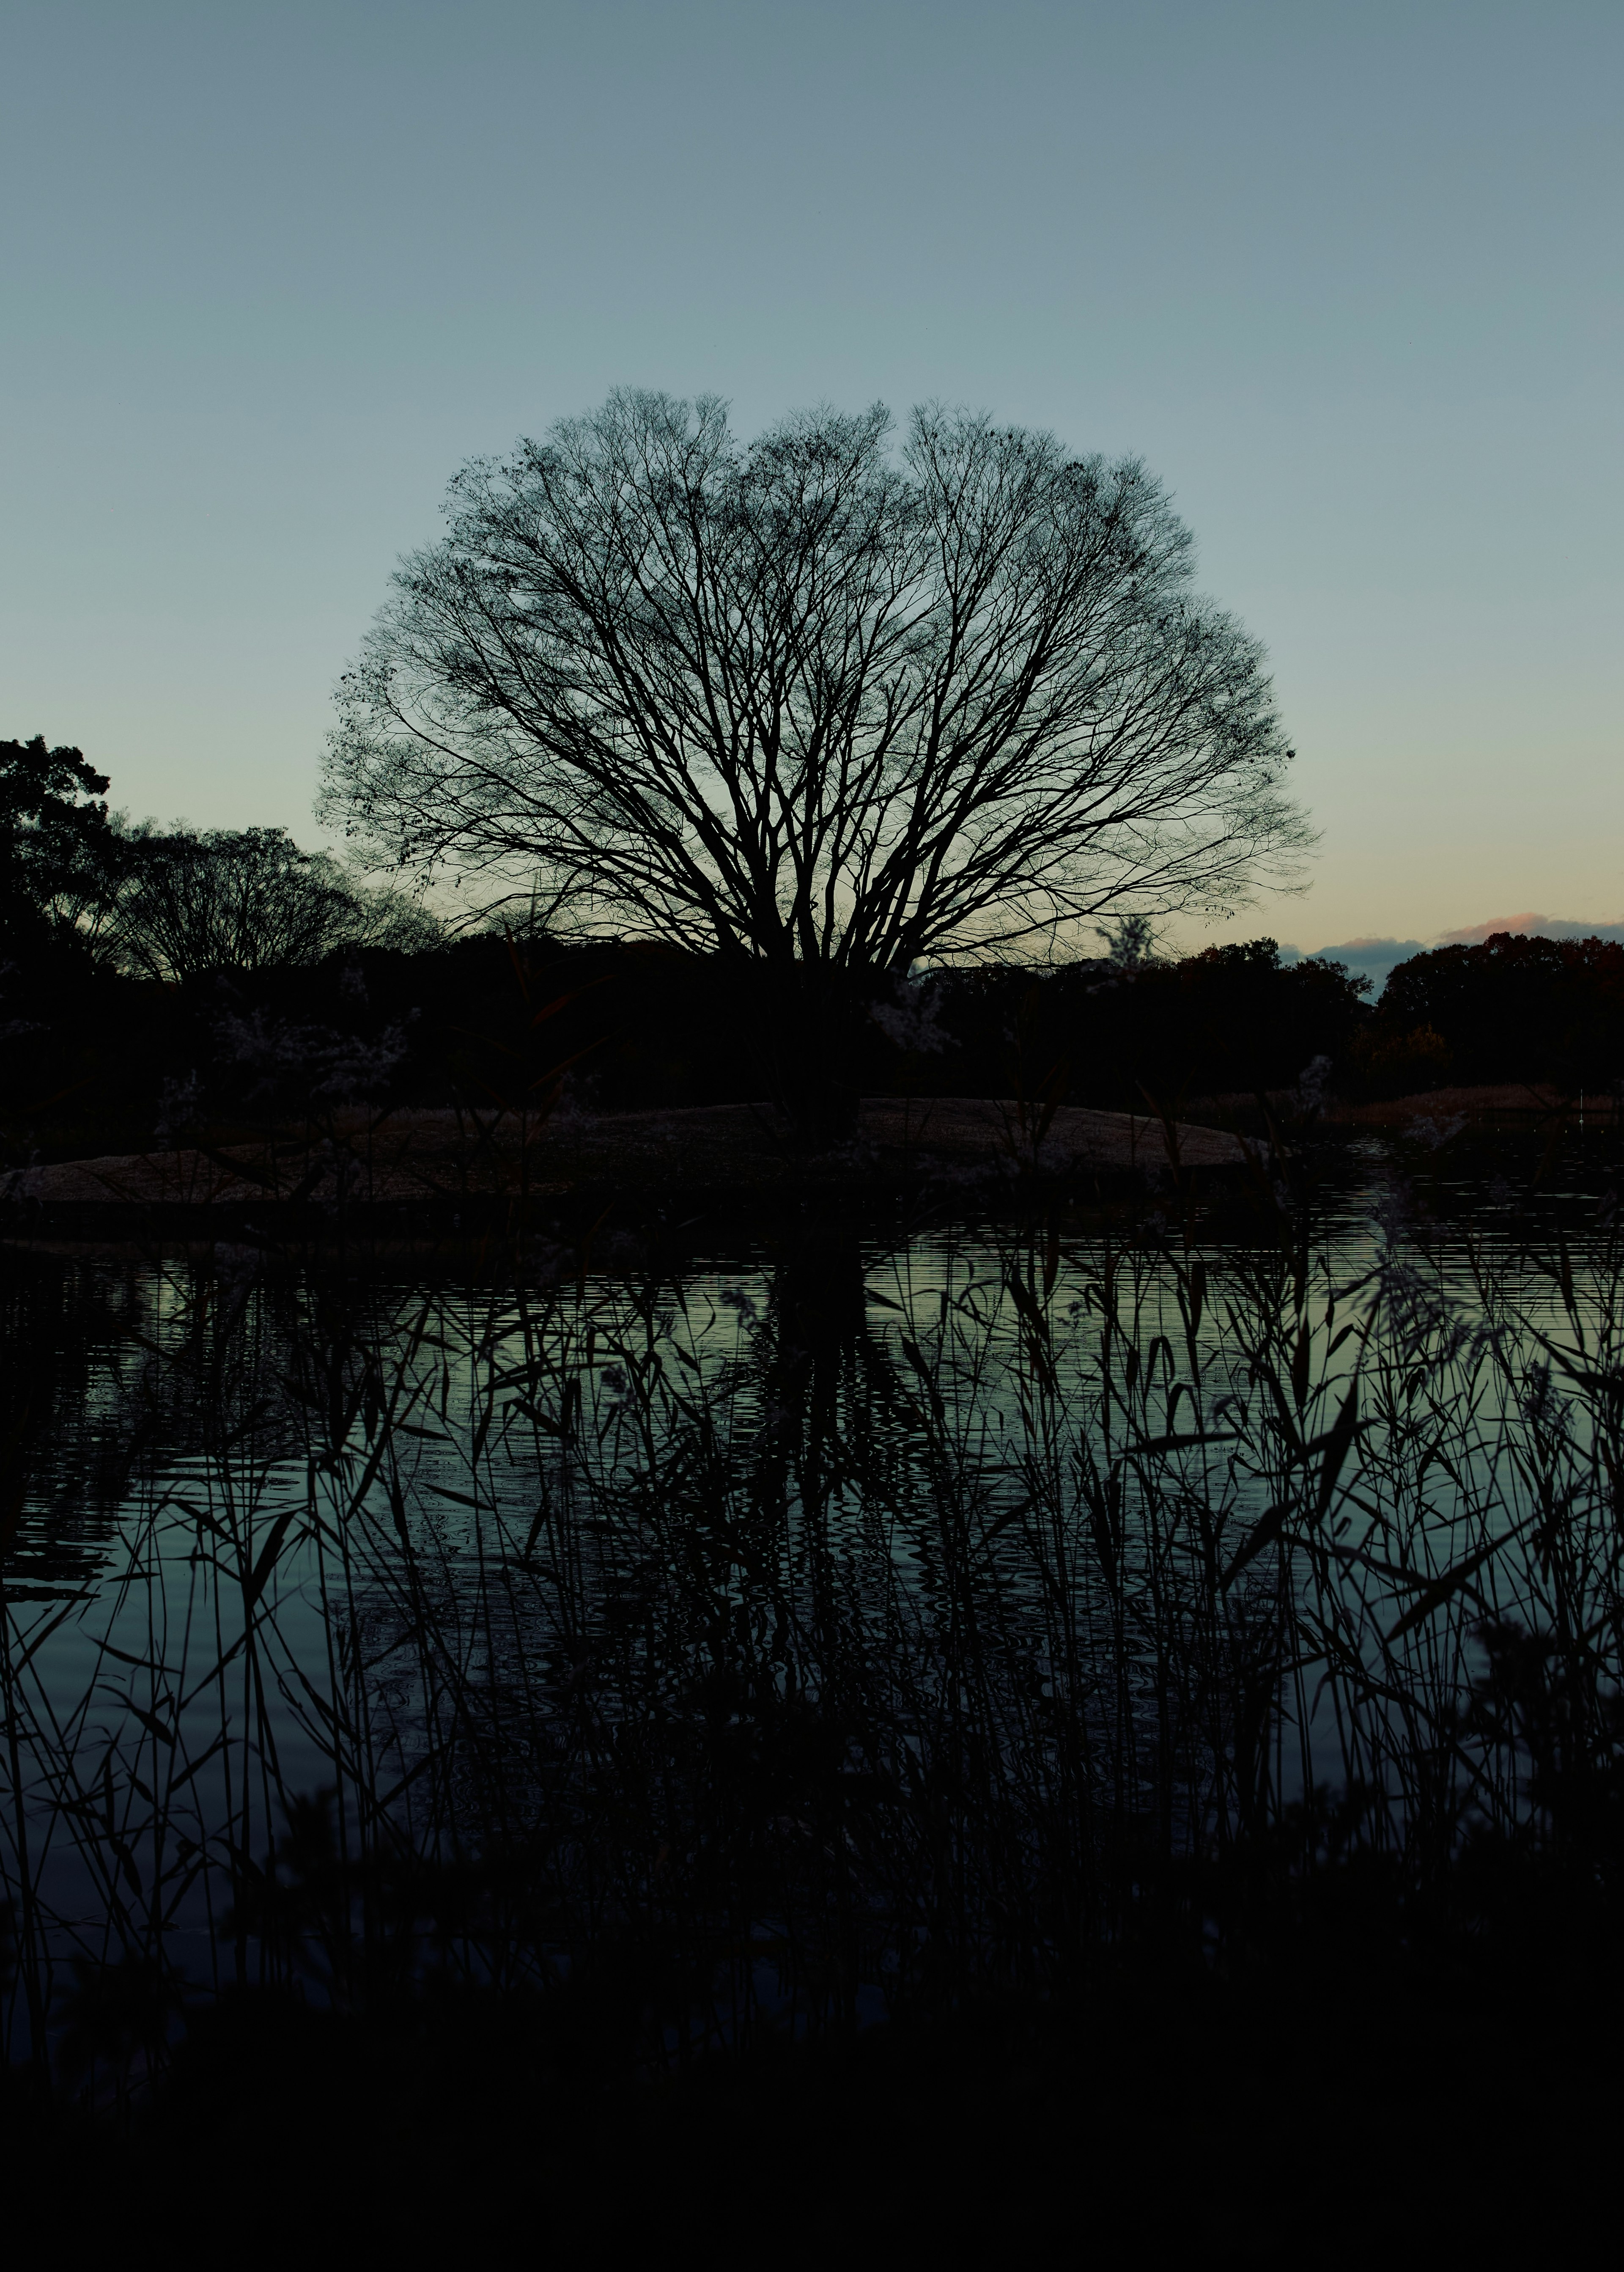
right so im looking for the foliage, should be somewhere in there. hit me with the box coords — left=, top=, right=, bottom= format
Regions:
left=920, top=939, right=1371, bottom=1107
left=1348, top=1019, right=1454, bottom=1099
left=0, top=736, right=123, bottom=954
left=2, top=736, right=443, bottom=995
left=0, top=926, right=1379, bottom=1167
left=1370, top=930, right=1624, bottom=1091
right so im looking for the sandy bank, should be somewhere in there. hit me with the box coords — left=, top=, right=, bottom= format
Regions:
left=2, top=1097, right=1250, bottom=1213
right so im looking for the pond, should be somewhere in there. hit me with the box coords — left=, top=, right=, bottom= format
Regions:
left=3, top=1124, right=1621, bottom=2080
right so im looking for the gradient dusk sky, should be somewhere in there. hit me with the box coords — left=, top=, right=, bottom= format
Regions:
left=3, top=0, right=1619, bottom=954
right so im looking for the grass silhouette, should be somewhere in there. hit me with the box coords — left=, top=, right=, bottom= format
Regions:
left=3, top=1129, right=1622, bottom=2257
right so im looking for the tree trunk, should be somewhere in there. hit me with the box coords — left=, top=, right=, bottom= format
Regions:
left=761, top=964, right=864, bottom=1144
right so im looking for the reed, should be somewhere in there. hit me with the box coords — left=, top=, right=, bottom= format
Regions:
left=2, top=1147, right=1621, bottom=2113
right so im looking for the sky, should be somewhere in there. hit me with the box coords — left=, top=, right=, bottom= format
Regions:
left=3, top=0, right=1620, bottom=956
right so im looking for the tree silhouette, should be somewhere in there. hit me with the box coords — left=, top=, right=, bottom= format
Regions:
left=325, top=393, right=1310, bottom=1122
left=0, top=735, right=122, bottom=952
left=111, top=825, right=440, bottom=982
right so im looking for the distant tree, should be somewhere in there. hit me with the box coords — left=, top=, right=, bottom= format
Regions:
left=0, top=735, right=124, bottom=951
left=1090, top=938, right=1369, bottom=1100
left=324, top=393, right=1311, bottom=1120
left=1376, top=931, right=1624, bottom=1089
left=1093, top=912, right=1161, bottom=970
left=111, top=825, right=440, bottom=982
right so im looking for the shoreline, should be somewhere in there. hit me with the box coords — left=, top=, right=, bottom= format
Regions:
left=0, top=1096, right=1252, bottom=1229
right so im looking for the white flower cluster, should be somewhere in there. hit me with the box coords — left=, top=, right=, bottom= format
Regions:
left=869, top=974, right=950, bottom=1056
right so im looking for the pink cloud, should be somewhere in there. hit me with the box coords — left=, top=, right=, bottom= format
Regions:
left=1435, top=912, right=1624, bottom=947
left=1435, top=912, right=1550, bottom=945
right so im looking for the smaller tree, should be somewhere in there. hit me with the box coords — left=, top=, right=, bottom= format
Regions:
left=1093, top=912, right=1161, bottom=971
left=0, top=735, right=124, bottom=952
left=112, top=825, right=441, bottom=982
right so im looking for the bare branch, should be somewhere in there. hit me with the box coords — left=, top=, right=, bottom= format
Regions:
left=321, top=392, right=1312, bottom=972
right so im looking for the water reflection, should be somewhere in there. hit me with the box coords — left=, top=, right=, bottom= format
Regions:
left=3, top=1129, right=1621, bottom=2079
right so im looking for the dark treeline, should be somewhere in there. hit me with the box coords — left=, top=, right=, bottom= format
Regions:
left=1, top=919, right=1369, bottom=1164
left=1369, top=930, right=1624, bottom=1093
left=5, top=733, right=1624, bottom=1166
left=12, top=924, right=1624, bottom=1168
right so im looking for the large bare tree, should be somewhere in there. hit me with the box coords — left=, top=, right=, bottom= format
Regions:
left=326, top=393, right=1307, bottom=948
left=324, top=393, right=1310, bottom=1118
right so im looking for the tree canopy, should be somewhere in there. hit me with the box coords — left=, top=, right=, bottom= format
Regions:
left=1, top=735, right=440, bottom=982
left=323, top=393, right=1311, bottom=973
left=110, top=824, right=440, bottom=982
left=0, top=735, right=121, bottom=950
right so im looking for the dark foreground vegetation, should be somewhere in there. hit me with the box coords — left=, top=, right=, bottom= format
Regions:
left=6, top=1947, right=1617, bottom=2262
left=4, top=1133, right=1624, bottom=2258
left=6, top=725, right=1624, bottom=2258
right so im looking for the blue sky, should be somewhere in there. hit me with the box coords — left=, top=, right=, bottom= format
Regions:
left=3, top=0, right=1619, bottom=953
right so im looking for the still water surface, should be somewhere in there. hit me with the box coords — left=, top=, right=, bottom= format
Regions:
left=3, top=1127, right=1619, bottom=2052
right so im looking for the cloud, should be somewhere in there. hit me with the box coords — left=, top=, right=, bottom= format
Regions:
left=1434, top=912, right=1624, bottom=947
left=1300, top=937, right=1430, bottom=992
